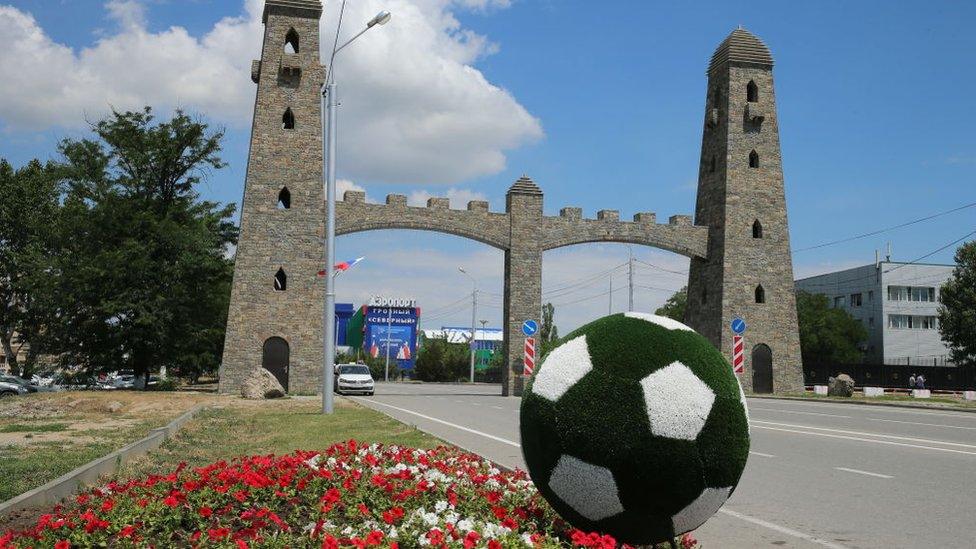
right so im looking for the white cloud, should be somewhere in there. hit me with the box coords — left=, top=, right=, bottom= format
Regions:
left=0, top=0, right=542, bottom=184
left=407, top=187, right=488, bottom=208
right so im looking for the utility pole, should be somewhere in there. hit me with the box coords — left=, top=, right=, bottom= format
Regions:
left=479, top=319, right=488, bottom=370
left=608, top=274, right=613, bottom=315
left=469, top=289, right=478, bottom=383
left=628, top=247, right=634, bottom=312
left=384, top=305, right=392, bottom=382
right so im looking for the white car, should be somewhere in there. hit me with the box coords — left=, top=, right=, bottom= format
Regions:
left=334, top=364, right=375, bottom=396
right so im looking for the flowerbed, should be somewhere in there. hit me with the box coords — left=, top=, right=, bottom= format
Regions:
left=0, top=442, right=698, bottom=548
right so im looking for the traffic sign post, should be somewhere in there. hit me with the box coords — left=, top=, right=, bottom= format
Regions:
left=730, top=317, right=745, bottom=374
left=524, top=337, right=536, bottom=376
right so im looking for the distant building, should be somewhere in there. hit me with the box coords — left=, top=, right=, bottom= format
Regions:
left=795, top=262, right=955, bottom=365
left=421, top=326, right=503, bottom=369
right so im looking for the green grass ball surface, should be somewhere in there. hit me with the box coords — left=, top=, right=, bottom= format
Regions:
left=520, top=313, right=750, bottom=545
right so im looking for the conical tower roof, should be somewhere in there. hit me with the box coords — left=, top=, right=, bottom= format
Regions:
left=708, top=27, right=773, bottom=74
left=507, top=175, right=543, bottom=196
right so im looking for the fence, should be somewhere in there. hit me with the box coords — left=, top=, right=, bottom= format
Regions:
left=804, top=363, right=975, bottom=391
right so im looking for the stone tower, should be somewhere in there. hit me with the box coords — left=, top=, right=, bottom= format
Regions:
left=685, top=28, right=803, bottom=393
left=219, top=0, right=326, bottom=394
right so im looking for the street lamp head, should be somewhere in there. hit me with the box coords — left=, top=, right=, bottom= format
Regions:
left=458, top=266, right=467, bottom=274
left=368, top=10, right=392, bottom=27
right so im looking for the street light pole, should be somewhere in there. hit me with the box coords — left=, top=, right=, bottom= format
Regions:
left=321, top=10, right=392, bottom=414
left=458, top=267, right=477, bottom=383
left=384, top=305, right=392, bottom=382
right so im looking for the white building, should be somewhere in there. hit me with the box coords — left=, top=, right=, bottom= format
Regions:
left=795, top=261, right=955, bottom=366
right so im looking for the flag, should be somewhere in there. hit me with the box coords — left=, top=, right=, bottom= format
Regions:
left=369, top=342, right=379, bottom=358
left=396, top=342, right=411, bottom=360
left=318, top=256, right=365, bottom=276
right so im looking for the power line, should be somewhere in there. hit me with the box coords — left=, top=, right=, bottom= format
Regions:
left=793, top=201, right=976, bottom=253
left=542, top=262, right=628, bottom=297
left=634, top=258, right=689, bottom=275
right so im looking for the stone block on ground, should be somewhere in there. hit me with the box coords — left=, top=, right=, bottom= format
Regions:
left=911, top=389, right=931, bottom=399
left=827, top=374, right=855, bottom=397
left=863, top=387, right=885, bottom=397
left=964, top=390, right=976, bottom=401
left=241, top=368, right=285, bottom=399
left=813, top=385, right=828, bottom=395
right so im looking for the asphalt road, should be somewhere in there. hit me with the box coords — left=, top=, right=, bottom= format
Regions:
left=347, top=383, right=976, bottom=549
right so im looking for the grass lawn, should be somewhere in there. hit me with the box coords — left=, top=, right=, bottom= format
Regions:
left=0, top=391, right=213, bottom=503
left=118, top=397, right=441, bottom=480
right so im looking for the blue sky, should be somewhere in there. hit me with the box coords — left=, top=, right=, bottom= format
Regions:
left=1, top=0, right=974, bottom=332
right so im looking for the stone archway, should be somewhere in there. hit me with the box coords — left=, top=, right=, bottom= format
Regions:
left=752, top=344, right=773, bottom=394
left=262, top=337, right=290, bottom=391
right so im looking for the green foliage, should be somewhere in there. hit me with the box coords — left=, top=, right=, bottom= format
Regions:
left=539, top=302, right=560, bottom=358
left=939, top=240, right=976, bottom=367
left=50, top=108, right=237, bottom=383
left=153, top=378, right=180, bottom=391
left=414, top=334, right=469, bottom=382
left=795, top=290, right=868, bottom=364
left=0, top=158, right=63, bottom=377
left=520, top=313, right=748, bottom=544
left=655, top=286, right=687, bottom=322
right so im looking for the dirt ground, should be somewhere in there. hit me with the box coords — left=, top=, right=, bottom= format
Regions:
left=0, top=391, right=219, bottom=448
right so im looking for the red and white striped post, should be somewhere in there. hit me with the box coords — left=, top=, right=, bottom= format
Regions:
left=523, top=337, right=536, bottom=376
left=732, top=335, right=744, bottom=374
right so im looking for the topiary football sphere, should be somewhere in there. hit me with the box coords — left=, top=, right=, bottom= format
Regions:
left=520, top=312, right=750, bottom=545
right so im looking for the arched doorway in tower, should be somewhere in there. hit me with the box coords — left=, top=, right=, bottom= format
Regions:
left=262, top=337, right=290, bottom=391
left=752, top=343, right=773, bottom=394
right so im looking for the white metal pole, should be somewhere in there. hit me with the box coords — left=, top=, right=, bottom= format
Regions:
left=470, top=289, right=477, bottom=383
left=322, top=80, right=338, bottom=414
left=384, top=305, right=392, bottom=382
left=608, top=274, right=613, bottom=315
left=628, top=249, right=634, bottom=312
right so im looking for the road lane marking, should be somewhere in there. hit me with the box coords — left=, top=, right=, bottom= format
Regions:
left=349, top=397, right=521, bottom=448
left=749, top=407, right=851, bottom=419
left=355, top=396, right=847, bottom=549
left=834, top=467, right=892, bottom=479
left=718, top=509, right=849, bottom=549
left=752, top=425, right=976, bottom=456
left=866, top=417, right=976, bottom=431
left=491, top=406, right=503, bottom=410
left=749, top=451, right=776, bottom=458
left=751, top=420, right=976, bottom=450
left=745, top=398, right=976, bottom=420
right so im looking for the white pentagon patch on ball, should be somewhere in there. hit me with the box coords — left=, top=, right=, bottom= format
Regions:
left=671, top=486, right=732, bottom=535
left=639, top=361, right=716, bottom=440
left=530, top=335, right=592, bottom=402
left=548, top=454, right=625, bottom=521
left=624, top=311, right=694, bottom=332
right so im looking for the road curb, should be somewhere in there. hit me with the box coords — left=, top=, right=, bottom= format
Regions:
left=0, top=403, right=208, bottom=518
left=749, top=394, right=976, bottom=413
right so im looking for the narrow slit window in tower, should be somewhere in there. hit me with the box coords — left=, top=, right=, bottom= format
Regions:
left=277, top=187, right=291, bottom=209
left=701, top=287, right=707, bottom=305
left=282, top=108, right=295, bottom=130
left=749, top=150, right=759, bottom=168
left=284, top=28, right=299, bottom=54
left=274, top=268, right=287, bottom=291
left=752, top=219, right=763, bottom=239
left=747, top=80, right=759, bottom=103
left=755, top=285, right=765, bottom=304
left=709, top=155, right=716, bottom=173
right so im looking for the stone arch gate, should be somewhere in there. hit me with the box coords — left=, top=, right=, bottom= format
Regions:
left=337, top=177, right=709, bottom=396
left=219, top=1, right=802, bottom=397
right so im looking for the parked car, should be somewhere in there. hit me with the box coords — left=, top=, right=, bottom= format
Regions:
left=333, top=364, right=375, bottom=396
left=0, top=375, right=37, bottom=393
left=0, top=379, right=28, bottom=398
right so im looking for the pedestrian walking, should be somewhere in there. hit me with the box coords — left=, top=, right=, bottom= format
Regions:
left=917, top=374, right=926, bottom=390
left=908, top=374, right=916, bottom=392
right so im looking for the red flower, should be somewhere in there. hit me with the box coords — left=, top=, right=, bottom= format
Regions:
left=463, top=530, right=481, bottom=549
left=358, top=503, right=370, bottom=515
left=118, top=524, right=137, bottom=538
left=366, top=530, right=384, bottom=546
left=55, top=541, right=70, bottom=549
left=237, top=540, right=249, bottom=549
left=322, top=535, right=340, bottom=549
left=488, top=541, right=502, bottom=549
left=198, top=506, right=213, bottom=518
left=100, top=499, right=114, bottom=512
left=163, top=495, right=179, bottom=507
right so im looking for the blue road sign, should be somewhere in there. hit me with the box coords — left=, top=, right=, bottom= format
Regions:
left=731, top=317, right=746, bottom=335
left=522, top=319, right=539, bottom=337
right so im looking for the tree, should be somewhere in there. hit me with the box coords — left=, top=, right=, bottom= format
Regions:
left=655, top=286, right=687, bottom=322
left=539, top=302, right=560, bottom=357
left=938, top=240, right=976, bottom=367
left=795, top=290, right=867, bottom=364
left=414, top=334, right=468, bottom=382
left=54, top=108, right=237, bottom=385
left=0, top=158, right=62, bottom=377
